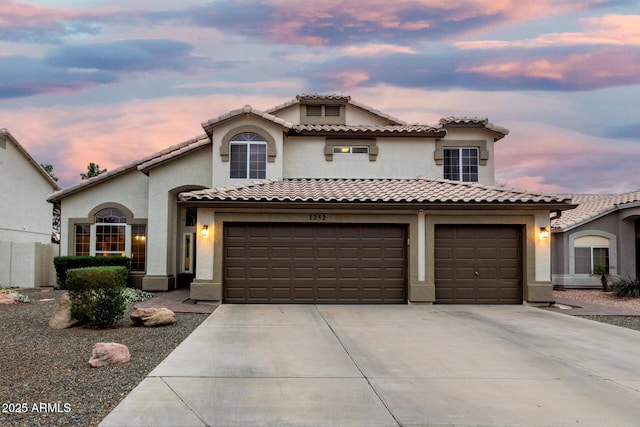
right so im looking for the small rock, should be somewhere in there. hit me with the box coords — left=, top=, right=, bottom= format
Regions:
left=89, top=343, right=130, bottom=368
left=0, top=293, right=19, bottom=304
left=130, top=307, right=176, bottom=326
left=49, top=292, right=80, bottom=329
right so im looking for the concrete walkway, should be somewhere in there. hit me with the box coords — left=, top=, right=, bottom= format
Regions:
left=100, top=304, right=640, bottom=427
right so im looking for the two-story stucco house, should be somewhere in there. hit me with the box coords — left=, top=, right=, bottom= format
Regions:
left=551, top=191, right=640, bottom=288
left=1, top=129, right=60, bottom=288
left=48, top=94, right=573, bottom=304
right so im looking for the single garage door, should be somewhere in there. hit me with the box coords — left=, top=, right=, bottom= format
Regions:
left=435, top=225, right=523, bottom=304
left=224, top=223, right=407, bottom=303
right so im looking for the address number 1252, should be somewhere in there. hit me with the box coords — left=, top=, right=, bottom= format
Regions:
left=309, top=214, right=326, bottom=221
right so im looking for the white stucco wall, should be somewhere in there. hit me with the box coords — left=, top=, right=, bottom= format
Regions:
left=0, top=137, right=57, bottom=244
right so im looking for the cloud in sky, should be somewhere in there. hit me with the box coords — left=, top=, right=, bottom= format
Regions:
left=44, top=39, right=206, bottom=72
left=1, top=0, right=639, bottom=193
left=0, top=0, right=101, bottom=43
left=0, top=55, right=116, bottom=98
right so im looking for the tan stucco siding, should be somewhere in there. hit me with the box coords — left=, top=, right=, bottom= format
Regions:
left=190, top=207, right=552, bottom=304
left=145, top=147, right=212, bottom=278
left=59, top=170, right=149, bottom=256
left=284, top=137, right=441, bottom=179
left=211, top=118, right=284, bottom=187
left=440, top=129, right=496, bottom=185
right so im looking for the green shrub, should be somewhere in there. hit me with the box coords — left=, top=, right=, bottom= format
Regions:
left=611, top=276, right=640, bottom=298
left=54, top=256, right=131, bottom=289
left=66, top=266, right=128, bottom=328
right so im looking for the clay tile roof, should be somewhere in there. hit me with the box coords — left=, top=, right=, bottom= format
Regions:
left=551, top=190, right=640, bottom=231
left=201, top=105, right=295, bottom=136
left=179, top=178, right=572, bottom=205
left=291, top=124, right=444, bottom=135
left=296, top=93, right=351, bottom=102
left=439, top=116, right=509, bottom=139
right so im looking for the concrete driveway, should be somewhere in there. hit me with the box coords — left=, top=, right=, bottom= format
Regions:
left=100, top=305, right=640, bottom=426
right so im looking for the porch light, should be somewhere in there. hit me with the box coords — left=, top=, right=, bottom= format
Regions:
left=539, top=227, right=550, bottom=239
left=201, top=225, right=209, bottom=238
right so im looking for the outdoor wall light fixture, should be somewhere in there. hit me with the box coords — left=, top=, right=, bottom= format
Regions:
left=539, top=227, right=550, bottom=239
left=201, top=225, right=209, bottom=238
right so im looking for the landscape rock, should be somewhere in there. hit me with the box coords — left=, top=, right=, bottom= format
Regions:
left=49, top=291, right=80, bottom=329
left=0, top=293, right=19, bottom=304
left=130, top=307, right=176, bottom=326
left=88, top=342, right=130, bottom=368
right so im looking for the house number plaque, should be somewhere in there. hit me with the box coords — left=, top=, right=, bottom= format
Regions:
left=309, top=214, right=327, bottom=221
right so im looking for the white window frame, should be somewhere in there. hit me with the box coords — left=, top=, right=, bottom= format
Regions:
left=229, top=133, right=267, bottom=179
left=575, top=246, right=609, bottom=275
left=443, top=147, right=479, bottom=182
left=90, top=224, right=130, bottom=257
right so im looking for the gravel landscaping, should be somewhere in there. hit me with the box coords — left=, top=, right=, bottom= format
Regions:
left=2, top=287, right=639, bottom=427
left=0, top=288, right=209, bottom=427
left=553, top=288, right=640, bottom=331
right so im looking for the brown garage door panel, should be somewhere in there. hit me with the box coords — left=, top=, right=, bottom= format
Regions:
left=223, top=223, right=407, bottom=303
left=435, top=225, right=523, bottom=304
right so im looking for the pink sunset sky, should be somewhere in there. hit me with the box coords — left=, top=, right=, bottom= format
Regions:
left=1, top=0, right=639, bottom=193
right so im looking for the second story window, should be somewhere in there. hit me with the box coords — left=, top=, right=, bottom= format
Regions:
left=443, top=148, right=479, bottom=182
left=333, top=146, right=369, bottom=154
left=230, top=133, right=267, bottom=179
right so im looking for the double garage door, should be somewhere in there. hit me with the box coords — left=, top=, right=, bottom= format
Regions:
left=223, top=223, right=523, bottom=304
left=224, top=223, right=407, bottom=303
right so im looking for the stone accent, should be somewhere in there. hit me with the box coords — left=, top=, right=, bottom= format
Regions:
left=130, top=307, right=176, bottom=327
left=88, top=343, right=130, bottom=368
left=49, top=291, right=80, bottom=329
left=0, top=293, right=19, bottom=304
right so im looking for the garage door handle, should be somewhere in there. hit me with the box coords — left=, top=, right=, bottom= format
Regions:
left=474, top=272, right=479, bottom=277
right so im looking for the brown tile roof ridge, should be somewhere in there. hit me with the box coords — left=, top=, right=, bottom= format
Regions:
left=292, top=124, right=441, bottom=133
left=179, top=178, right=571, bottom=204
left=201, top=104, right=295, bottom=132
left=551, top=190, right=640, bottom=231
left=48, top=133, right=209, bottom=202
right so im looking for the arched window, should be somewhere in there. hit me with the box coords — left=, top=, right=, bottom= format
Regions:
left=230, top=133, right=267, bottom=179
left=73, top=206, right=147, bottom=272
left=95, top=208, right=126, bottom=256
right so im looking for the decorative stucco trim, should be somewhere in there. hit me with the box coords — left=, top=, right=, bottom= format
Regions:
left=434, top=139, right=489, bottom=166
left=324, top=139, right=378, bottom=161
left=567, top=229, right=617, bottom=275
left=220, top=125, right=276, bottom=163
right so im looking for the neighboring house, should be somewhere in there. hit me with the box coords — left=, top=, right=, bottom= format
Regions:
left=0, top=129, right=60, bottom=288
left=48, top=94, right=573, bottom=304
left=551, top=191, right=640, bottom=288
